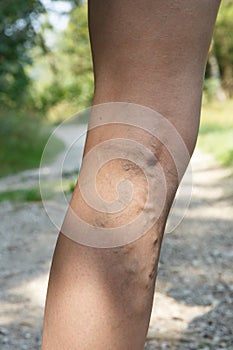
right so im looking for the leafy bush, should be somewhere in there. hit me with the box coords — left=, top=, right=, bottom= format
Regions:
left=0, top=109, right=64, bottom=177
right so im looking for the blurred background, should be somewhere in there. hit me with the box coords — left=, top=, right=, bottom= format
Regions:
left=0, top=1, right=232, bottom=349
left=0, top=0, right=233, bottom=178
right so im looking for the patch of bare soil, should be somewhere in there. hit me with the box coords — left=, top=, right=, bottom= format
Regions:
left=0, top=149, right=232, bottom=349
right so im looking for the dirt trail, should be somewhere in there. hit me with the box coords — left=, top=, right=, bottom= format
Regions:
left=0, top=127, right=232, bottom=349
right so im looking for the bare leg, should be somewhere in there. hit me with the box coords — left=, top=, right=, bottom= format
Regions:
left=42, top=1, right=221, bottom=349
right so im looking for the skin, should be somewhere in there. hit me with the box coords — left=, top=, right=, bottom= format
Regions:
left=42, top=1, right=221, bottom=349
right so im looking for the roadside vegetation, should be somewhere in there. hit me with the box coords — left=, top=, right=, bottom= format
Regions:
left=0, top=109, right=64, bottom=178
left=0, top=1, right=233, bottom=179
left=198, top=99, right=233, bottom=167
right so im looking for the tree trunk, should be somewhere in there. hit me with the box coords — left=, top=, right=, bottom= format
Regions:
left=208, top=49, right=226, bottom=101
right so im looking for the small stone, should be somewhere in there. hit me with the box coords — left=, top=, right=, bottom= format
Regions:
left=219, top=342, right=227, bottom=348
left=216, top=284, right=225, bottom=292
left=0, top=327, right=9, bottom=335
left=21, top=345, right=29, bottom=350
left=24, top=332, right=31, bottom=339
left=2, top=337, right=9, bottom=344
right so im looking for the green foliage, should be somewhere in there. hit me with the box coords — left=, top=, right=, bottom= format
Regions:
left=198, top=128, right=233, bottom=167
left=0, top=0, right=70, bottom=177
left=198, top=99, right=233, bottom=167
left=203, top=78, right=221, bottom=102
left=1, top=0, right=233, bottom=180
left=68, top=180, right=77, bottom=193
left=59, top=4, right=94, bottom=108
left=0, top=188, right=42, bottom=203
left=214, top=0, right=233, bottom=95
left=0, top=176, right=76, bottom=203
left=0, top=0, right=46, bottom=107
left=0, top=109, right=64, bottom=177
left=40, top=4, right=94, bottom=122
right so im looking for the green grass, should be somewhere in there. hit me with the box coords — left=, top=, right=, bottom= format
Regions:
left=0, top=188, right=42, bottom=203
left=0, top=178, right=76, bottom=203
left=0, top=131, right=64, bottom=178
left=197, top=99, right=233, bottom=167
left=0, top=109, right=64, bottom=178
left=47, top=100, right=91, bottom=125
left=39, top=130, right=65, bottom=165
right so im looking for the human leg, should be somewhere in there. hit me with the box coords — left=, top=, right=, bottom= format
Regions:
left=42, top=1, right=221, bottom=349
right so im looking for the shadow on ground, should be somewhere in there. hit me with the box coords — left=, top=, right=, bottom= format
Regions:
left=0, top=149, right=232, bottom=350
left=145, top=151, right=233, bottom=350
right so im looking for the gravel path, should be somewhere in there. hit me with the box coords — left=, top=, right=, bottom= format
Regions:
left=0, top=126, right=232, bottom=349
